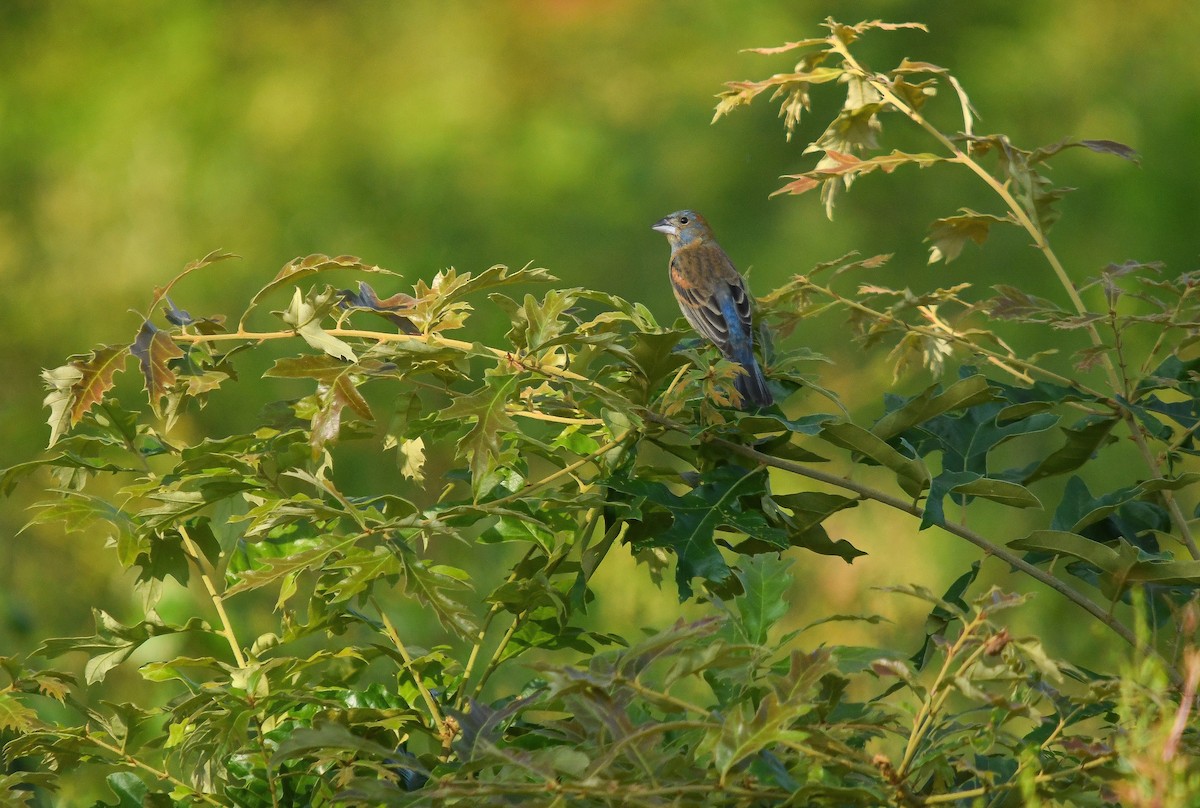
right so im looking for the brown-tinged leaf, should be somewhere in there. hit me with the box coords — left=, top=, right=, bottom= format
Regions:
left=741, top=38, right=829, bottom=55
left=266, top=354, right=354, bottom=382
left=239, top=254, right=393, bottom=330
left=927, top=209, right=1013, bottom=264
left=310, top=376, right=374, bottom=454
left=41, top=346, right=129, bottom=447
left=891, top=58, right=948, bottom=75
left=772, top=150, right=943, bottom=200
left=33, top=674, right=71, bottom=703
left=147, top=250, right=239, bottom=317
left=827, top=19, right=927, bottom=45
left=985, top=285, right=1064, bottom=321
left=771, top=175, right=821, bottom=197
left=131, top=322, right=184, bottom=417
left=712, top=67, right=843, bottom=124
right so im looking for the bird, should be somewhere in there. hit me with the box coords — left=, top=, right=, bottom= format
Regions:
left=651, top=210, right=773, bottom=408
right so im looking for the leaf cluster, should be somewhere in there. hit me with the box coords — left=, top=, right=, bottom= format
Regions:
left=4, top=16, right=1200, bottom=807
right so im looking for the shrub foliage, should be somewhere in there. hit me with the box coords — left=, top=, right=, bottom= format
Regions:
left=3, top=18, right=1199, bottom=807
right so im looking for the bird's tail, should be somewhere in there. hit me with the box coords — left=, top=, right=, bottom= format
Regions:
left=733, top=357, right=773, bottom=409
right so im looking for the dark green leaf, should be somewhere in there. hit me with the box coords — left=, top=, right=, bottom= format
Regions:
left=819, top=421, right=930, bottom=498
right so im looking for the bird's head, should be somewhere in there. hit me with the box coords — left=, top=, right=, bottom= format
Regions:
left=651, top=210, right=713, bottom=248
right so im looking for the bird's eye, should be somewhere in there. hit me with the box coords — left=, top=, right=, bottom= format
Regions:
left=679, top=216, right=690, bottom=224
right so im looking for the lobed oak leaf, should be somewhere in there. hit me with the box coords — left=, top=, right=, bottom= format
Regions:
left=280, top=288, right=357, bottom=361
left=927, top=209, right=1013, bottom=264
left=41, top=346, right=129, bottom=447
left=131, top=321, right=184, bottom=417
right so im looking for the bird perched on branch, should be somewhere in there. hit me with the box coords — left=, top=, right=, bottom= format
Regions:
left=651, top=210, right=772, bottom=408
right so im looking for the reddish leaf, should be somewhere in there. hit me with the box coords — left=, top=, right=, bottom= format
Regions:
left=770, top=175, right=821, bottom=197
left=310, top=376, right=374, bottom=454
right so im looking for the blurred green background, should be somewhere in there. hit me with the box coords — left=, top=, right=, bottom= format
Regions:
left=3, top=0, right=1199, bottom=679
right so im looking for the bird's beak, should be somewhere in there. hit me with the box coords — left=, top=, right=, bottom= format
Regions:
left=651, top=218, right=677, bottom=236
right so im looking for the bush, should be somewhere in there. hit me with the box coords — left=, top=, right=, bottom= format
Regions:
left=3, top=18, right=1199, bottom=807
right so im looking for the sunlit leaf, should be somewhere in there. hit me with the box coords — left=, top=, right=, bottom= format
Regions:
left=279, top=288, right=357, bottom=361
left=41, top=346, right=129, bottom=447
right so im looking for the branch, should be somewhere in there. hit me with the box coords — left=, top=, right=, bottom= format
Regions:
left=829, top=41, right=1200, bottom=560
left=373, top=599, right=449, bottom=750
left=645, top=412, right=1181, bottom=685
left=178, top=525, right=246, bottom=669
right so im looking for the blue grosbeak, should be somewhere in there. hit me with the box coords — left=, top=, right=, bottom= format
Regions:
left=652, top=210, right=772, bottom=408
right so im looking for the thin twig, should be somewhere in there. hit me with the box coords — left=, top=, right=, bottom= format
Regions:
left=179, top=525, right=246, bottom=669
left=488, top=431, right=631, bottom=508
left=897, top=611, right=989, bottom=778
left=373, top=599, right=448, bottom=745
left=85, top=731, right=224, bottom=806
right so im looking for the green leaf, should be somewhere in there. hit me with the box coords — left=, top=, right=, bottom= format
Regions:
left=1021, top=416, right=1119, bottom=484
left=279, top=288, right=357, bottom=361
left=223, top=545, right=336, bottom=598
left=0, top=692, right=38, bottom=733
left=1008, top=530, right=1200, bottom=589
left=240, top=253, right=391, bottom=330
left=402, top=555, right=480, bottom=638
left=99, top=772, right=149, bottom=808
left=871, top=374, right=996, bottom=441
left=273, top=719, right=405, bottom=765
left=923, top=472, right=1041, bottom=529
left=708, top=649, right=831, bottom=779
left=818, top=421, right=930, bottom=499
left=911, top=561, right=980, bottom=671
left=733, top=555, right=793, bottom=644
left=1009, top=530, right=1123, bottom=573
left=610, top=465, right=783, bottom=599
left=953, top=476, right=1041, bottom=508
left=440, top=374, right=520, bottom=501
left=900, top=395, right=1059, bottom=477
left=425, top=262, right=555, bottom=302
left=1064, top=473, right=1200, bottom=533
left=926, top=209, right=1013, bottom=264
left=37, top=610, right=211, bottom=684
left=770, top=491, right=865, bottom=561
left=1029, top=138, right=1140, bottom=166
left=627, top=330, right=688, bottom=402
left=492, top=288, right=577, bottom=352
